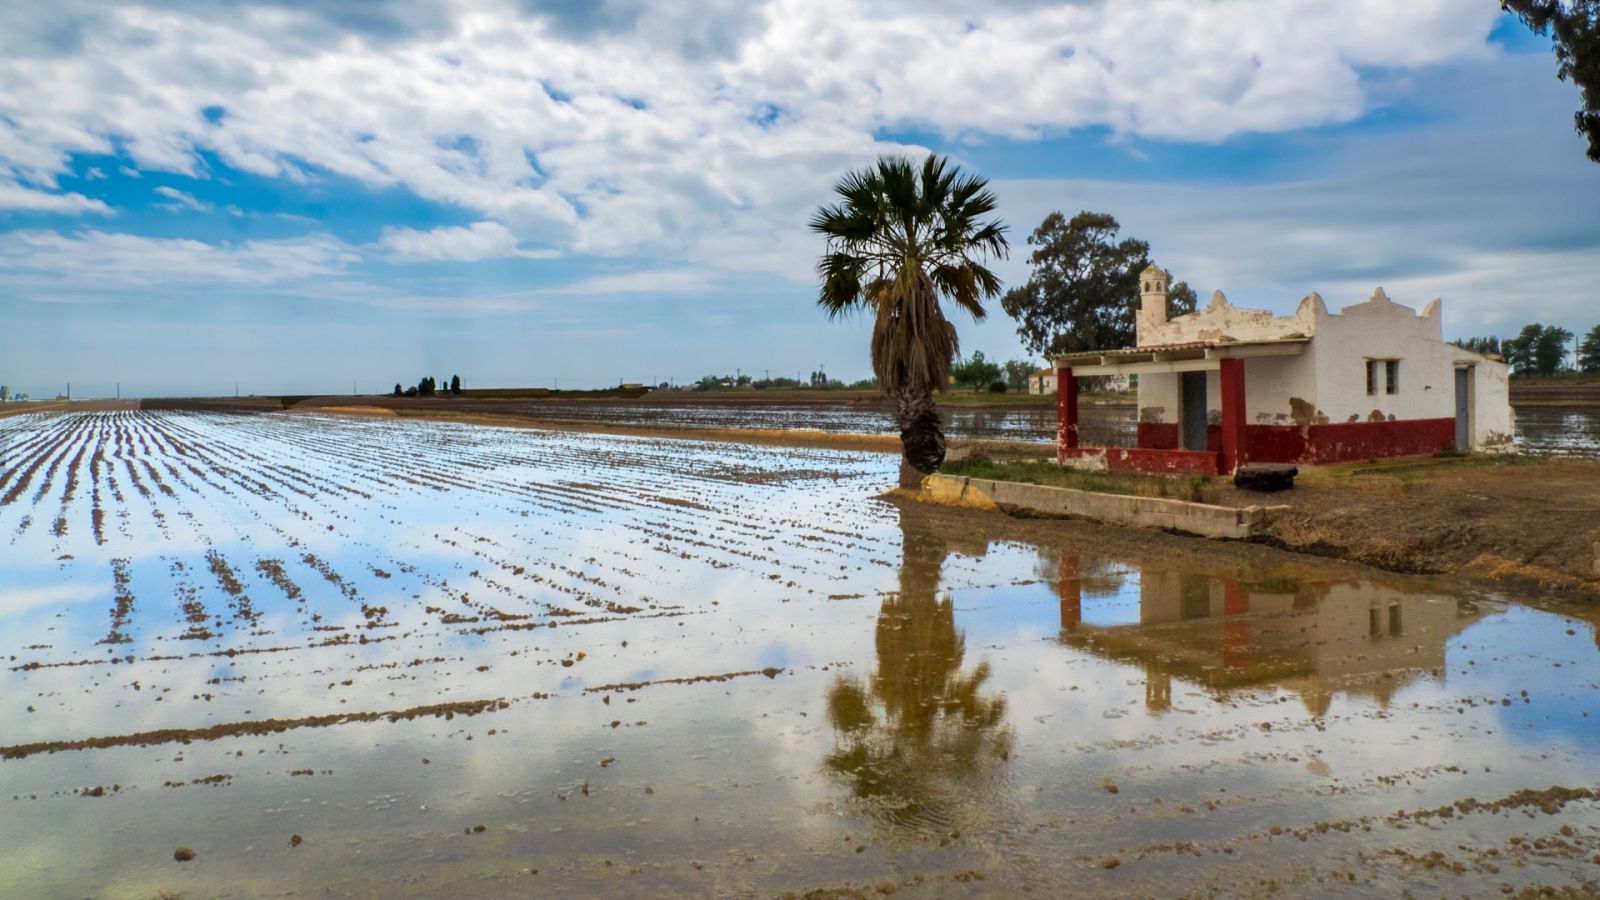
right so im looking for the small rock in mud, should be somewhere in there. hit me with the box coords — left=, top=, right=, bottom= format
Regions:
left=174, top=847, right=197, bottom=862
left=290, top=834, right=303, bottom=847
left=1103, top=783, right=1119, bottom=794
left=761, top=667, right=781, bottom=678
left=1102, top=857, right=1120, bottom=870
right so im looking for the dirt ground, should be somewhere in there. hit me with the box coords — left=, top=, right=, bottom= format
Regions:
left=1214, top=455, right=1600, bottom=600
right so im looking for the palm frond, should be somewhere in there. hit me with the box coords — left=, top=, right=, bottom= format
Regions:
left=811, top=152, right=1010, bottom=403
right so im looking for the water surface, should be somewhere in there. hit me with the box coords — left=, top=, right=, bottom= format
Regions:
left=1, top=412, right=1596, bottom=897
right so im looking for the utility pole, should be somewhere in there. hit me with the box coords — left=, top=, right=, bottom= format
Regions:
left=235, top=381, right=239, bottom=397
left=116, top=382, right=120, bottom=399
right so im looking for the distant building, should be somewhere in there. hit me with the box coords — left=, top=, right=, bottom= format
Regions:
left=1030, top=368, right=1127, bottom=395
left=1050, top=264, right=1513, bottom=475
left=0, top=385, right=8, bottom=402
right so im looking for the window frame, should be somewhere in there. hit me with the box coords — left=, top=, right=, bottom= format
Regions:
left=1385, top=359, right=1400, bottom=395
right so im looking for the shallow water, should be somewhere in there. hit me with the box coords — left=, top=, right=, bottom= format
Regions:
left=1, top=412, right=1597, bottom=898
left=490, top=398, right=1600, bottom=457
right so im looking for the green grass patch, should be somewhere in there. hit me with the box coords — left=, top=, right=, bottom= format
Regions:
left=942, top=458, right=1219, bottom=503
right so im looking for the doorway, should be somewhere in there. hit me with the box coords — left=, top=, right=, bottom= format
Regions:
left=1454, top=367, right=1471, bottom=450
left=1180, top=371, right=1208, bottom=451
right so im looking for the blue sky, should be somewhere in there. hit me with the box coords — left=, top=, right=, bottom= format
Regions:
left=0, top=1, right=1597, bottom=398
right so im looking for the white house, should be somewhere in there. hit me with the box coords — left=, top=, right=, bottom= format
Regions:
left=1048, top=265, right=1512, bottom=475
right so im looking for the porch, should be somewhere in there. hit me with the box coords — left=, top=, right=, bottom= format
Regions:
left=1052, top=338, right=1310, bottom=476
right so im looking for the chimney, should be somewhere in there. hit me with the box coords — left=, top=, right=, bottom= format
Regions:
left=1137, top=263, right=1168, bottom=345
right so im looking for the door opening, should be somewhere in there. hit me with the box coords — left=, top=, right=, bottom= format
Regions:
left=1180, top=371, right=1208, bottom=451
left=1453, top=367, right=1471, bottom=450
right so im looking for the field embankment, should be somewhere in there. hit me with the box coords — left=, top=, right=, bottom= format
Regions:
left=1509, top=378, right=1600, bottom=407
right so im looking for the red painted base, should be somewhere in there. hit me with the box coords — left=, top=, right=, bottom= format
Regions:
left=1060, top=446, right=1221, bottom=476
left=1137, top=418, right=1457, bottom=465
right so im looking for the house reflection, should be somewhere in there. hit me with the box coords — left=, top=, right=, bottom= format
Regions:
left=823, top=505, right=1012, bottom=830
left=1053, top=551, right=1484, bottom=715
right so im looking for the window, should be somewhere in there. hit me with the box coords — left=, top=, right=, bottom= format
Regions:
left=1366, top=358, right=1400, bottom=395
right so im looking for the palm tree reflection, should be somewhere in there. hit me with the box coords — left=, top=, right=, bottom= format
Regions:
left=824, top=505, right=1011, bottom=828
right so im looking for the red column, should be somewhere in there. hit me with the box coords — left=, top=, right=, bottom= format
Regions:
left=1219, top=358, right=1247, bottom=473
left=1058, top=551, right=1081, bottom=634
left=1221, top=578, right=1249, bottom=673
left=1056, top=366, right=1078, bottom=463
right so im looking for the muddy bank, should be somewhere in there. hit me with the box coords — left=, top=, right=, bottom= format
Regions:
left=1214, top=456, right=1600, bottom=599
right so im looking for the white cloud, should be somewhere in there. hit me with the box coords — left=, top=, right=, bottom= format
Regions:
left=376, top=220, right=547, bottom=261
left=0, top=0, right=1595, bottom=348
left=0, top=0, right=1504, bottom=261
left=0, top=229, right=357, bottom=290
left=152, top=185, right=212, bottom=212
left=0, top=179, right=111, bottom=214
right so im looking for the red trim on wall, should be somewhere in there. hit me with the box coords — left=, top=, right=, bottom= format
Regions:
left=1137, top=418, right=1456, bottom=465
left=1298, top=418, right=1456, bottom=464
left=1062, top=446, right=1222, bottom=476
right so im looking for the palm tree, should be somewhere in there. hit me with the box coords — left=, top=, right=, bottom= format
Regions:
left=811, top=154, right=1008, bottom=473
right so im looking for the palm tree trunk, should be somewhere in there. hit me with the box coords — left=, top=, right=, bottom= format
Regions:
left=891, top=383, right=946, bottom=475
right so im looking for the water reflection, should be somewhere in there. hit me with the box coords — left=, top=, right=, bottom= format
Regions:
left=1051, top=552, right=1484, bottom=715
left=824, top=506, right=1012, bottom=830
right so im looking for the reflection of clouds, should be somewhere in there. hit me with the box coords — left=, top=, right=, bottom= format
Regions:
left=0, top=578, right=102, bottom=617
left=6, top=413, right=1600, bottom=895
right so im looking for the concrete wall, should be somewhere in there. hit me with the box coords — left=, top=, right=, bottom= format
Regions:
left=1306, top=289, right=1510, bottom=451
left=1135, top=292, right=1322, bottom=427
left=922, top=473, right=1277, bottom=539
left=1129, top=284, right=1512, bottom=454
left=1141, top=289, right=1318, bottom=347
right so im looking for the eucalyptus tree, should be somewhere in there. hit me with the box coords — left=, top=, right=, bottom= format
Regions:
left=810, top=154, right=1008, bottom=473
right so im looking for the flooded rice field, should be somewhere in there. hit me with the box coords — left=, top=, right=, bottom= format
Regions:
left=464, top=398, right=1600, bottom=457
left=2, top=411, right=1598, bottom=898
left=447, top=397, right=1126, bottom=446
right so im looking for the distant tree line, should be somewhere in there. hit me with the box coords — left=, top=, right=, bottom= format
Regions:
left=685, top=373, right=878, bottom=391
left=393, top=374, right=463, bottom=397
left=1456, top=324, right=1600, bottom=376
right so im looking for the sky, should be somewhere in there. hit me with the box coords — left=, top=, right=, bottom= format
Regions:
left=0, top=0, right=1597, bottom=398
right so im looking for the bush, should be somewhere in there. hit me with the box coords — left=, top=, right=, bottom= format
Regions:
left=988, top=380, right=1007, bottom=393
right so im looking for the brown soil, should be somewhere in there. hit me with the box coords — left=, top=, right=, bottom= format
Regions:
left=0, top=697, right=515, bottom=760
left=583, top=667, right=786, bottom=694
left=1213, top=456, right=1600, bottom=598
